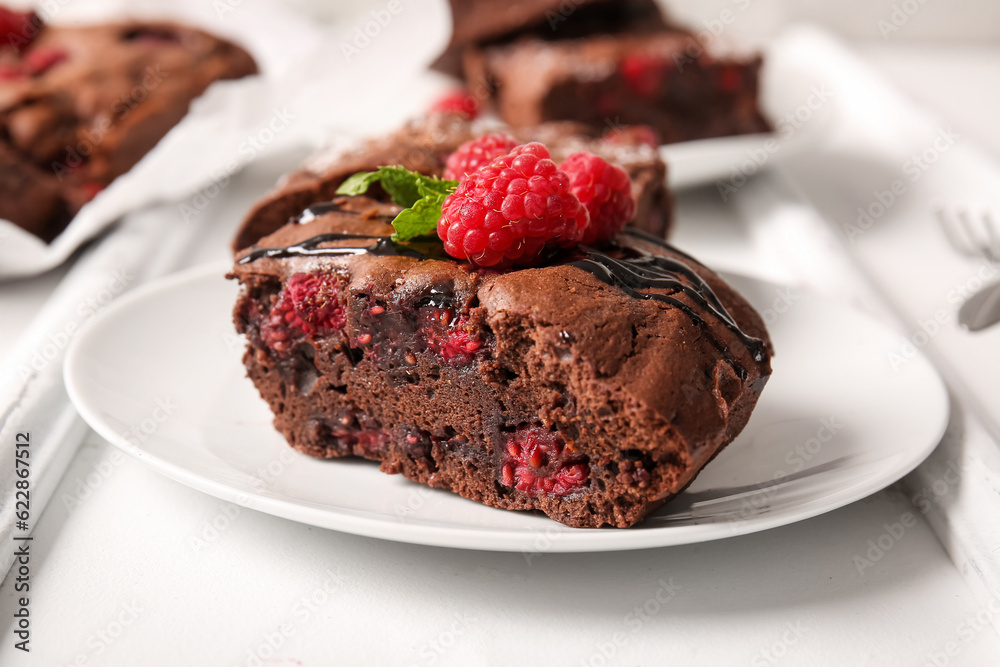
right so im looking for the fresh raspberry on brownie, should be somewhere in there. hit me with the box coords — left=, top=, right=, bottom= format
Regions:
left=229, top=189, right=772, bottom=528
left=428, top=88, right=481, bottom=119
left=438, top=142, right=590, bottom=267
left=560, top=151, right=636, bottom=246
left=0, top=7, right=39, bottom=53
left=442, top=133, right=518, bottom=181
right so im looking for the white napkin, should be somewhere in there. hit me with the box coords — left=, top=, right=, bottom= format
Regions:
left=765, top=25, right=1000, bottom=624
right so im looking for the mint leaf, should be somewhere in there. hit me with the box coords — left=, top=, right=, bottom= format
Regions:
left=377, top=167, right=424, bottom=207
left=416, top=177, right=456, bottom=199
left=336, top=171, right=381, bottom=197
left=391, top=194, right=446, bottom=242
left=336, top=166, right=458, bottom=246
left=335, top=166, right=457, bottom=208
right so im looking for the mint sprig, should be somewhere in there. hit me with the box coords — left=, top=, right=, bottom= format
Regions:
left=336, top=166, right=458, bottom=242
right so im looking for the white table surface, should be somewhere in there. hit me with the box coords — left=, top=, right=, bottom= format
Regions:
left=3, top=43, right=1000, bottom=666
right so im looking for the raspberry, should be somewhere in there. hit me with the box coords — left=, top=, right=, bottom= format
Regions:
left=0, top=8, right=39, bottom=54
left=560, top=152, right=636, bottom=246
left=596, top=93, right=620, bottom=115
left=438, top=142, right=589, bottom=267
left=718, top=65, right=743, bottom=93
left=351, top=429, right=388, bottom=458
left=403, top=427, right=431, bottom=453
left=419, top=309, right=485, bottom=366
left=0, top=47, right=66, bottom=79
left=0, top=64, right=22, bottom=80
left=604, top=125, right=660, bottom=148
left=23, top=47, right=67, bottom=76
left=500, top=426, right=589, bottom=497
left=620, top=53, right=668, bottom=97
left=614, top=453, right=654, bottom=488
left=261, top=272, right=345, bottom=353
left=429, top=89, right=480, bottom=119
left=78, top=182, right=104, bottom=203
left=443, top=133, right=518, bottom=181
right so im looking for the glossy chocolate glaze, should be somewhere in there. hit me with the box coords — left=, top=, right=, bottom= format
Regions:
left=295, top=201, right=361, bottom=224
left=569, top=251, right=766, bottom=379
left=238, top=232, right=420, bottom=264
left=570, top=250, right=767, bottom=362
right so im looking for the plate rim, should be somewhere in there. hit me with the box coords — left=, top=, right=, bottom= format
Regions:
left=64, top=261, right=950, bottom=552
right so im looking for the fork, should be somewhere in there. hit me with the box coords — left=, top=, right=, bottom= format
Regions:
left=935, top=204, right=1000, bottom=331
left=936, top=204, right=1000, bottom=262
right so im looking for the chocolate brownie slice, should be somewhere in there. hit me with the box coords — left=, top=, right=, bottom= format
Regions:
left=0, top=8, right=257, bottom=241
left=229, top=196, right=771, bottom=528
left=434, top=0, right=668, bottom=75
left=232, top=113, right=672, bottom=253
left=437, top=0, right=769, bottom=144
left=463, top=32, right=769, bottom=144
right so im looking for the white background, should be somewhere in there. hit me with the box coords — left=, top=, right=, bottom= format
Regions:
left=286, top=0, right=1000, bottom=42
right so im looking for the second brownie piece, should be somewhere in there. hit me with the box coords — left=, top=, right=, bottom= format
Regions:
left=464, top=32, right=769, bottom=144
left=0, top=8, right=257, bottom=241
left=232, top=113, right=672, bottom=253
left=439, top=0, right=770, bottom=144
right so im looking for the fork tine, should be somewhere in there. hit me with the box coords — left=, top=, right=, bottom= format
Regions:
left=957, top=207, right=983, bottom=257
left=937, top=206, right=963, bottom=252
left=937, top=205, right=976, bottom=257
left=983, top=210, right=1000, bottom=264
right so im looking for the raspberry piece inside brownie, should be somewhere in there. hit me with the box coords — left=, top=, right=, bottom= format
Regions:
left=502, top=426, right=590, bottom=497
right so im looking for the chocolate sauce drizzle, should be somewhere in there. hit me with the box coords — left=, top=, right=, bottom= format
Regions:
left=237, top=232, right=419, bottom=264
left=621, top=227, right=704, bottom=264
left=613, top=226, right=768, bottom=373
left=295, top=200, right=398, bottom=225
left=569, top=249, right=768, bottom=376
left=295, top=201, right=361, bottom=224
left=240, top=202, right=768, bottom=371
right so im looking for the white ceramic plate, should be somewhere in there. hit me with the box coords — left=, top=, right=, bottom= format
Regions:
left=662, top=133, right=793, bottom=190
left=64, top=263, right=949, bottom=552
